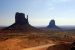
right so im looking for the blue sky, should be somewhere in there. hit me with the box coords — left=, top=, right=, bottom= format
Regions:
left=0, top=0, right=75, bottom=26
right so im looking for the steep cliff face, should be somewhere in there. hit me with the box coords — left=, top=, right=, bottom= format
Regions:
left=47, top=19, right=59, bottom=29
left=2, top=12, right=38, bottom=32
left=15, top=12, right=29, bottom=25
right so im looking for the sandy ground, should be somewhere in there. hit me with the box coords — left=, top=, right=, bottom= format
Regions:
left=21, top=44, right=55, bottom=50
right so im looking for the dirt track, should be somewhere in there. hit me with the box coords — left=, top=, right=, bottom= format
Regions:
left=21, top=44, right=55, bottom=50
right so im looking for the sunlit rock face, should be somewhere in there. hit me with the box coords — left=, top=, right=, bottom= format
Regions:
left=15, top=12, right=28, bottom=25
left=47, top=19, right=59, bottom=29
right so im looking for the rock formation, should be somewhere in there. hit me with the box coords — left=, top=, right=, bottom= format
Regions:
left=47, top=19, right=59, bottom=29
left=3, top=12, right=38, bottom=32
left=15, top=12, right=29, bottom=25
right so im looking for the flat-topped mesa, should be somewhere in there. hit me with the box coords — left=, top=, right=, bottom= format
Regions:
left=15, top=12, right=29, bottom=25
left=47, top=19, right=59, bottom=29
left=1, top=12, right=41, bottom=33
left=2, top=12, right=30, bottom=31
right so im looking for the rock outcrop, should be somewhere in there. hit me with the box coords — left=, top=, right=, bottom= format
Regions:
left=2, top=12, right=39, bottom=32
left=15, top=12, right=29, bottom=25
left=47, top=19, right=59, bottom=29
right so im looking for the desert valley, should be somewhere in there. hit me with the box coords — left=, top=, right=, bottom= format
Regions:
left=0, top=12, right=75, bottom=50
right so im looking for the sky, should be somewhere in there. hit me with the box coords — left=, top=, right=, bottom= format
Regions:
left=0, top=0, right=75, bottom=26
